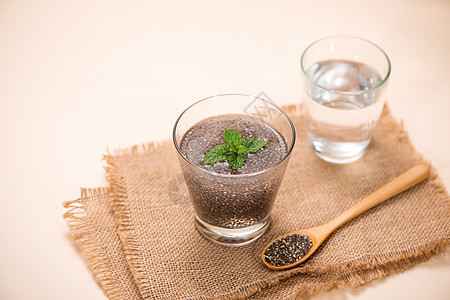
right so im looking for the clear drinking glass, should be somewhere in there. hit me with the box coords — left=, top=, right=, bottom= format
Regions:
left=301, top=35, right=391, bottom=163
left=173, top=94, right=295, bottom=246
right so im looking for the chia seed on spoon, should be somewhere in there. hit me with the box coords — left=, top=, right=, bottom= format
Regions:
left=264, top=234, right=313, bottom=267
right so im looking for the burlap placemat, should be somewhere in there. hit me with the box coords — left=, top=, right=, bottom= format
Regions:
left=64, top=188, right=143, bottom=299
left=64, top=104, right=450, bottom=299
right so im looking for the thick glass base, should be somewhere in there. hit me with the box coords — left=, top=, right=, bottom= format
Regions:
left=194, top=216, right=271, bottom=246
left=309, top=133, right=370, bottom=164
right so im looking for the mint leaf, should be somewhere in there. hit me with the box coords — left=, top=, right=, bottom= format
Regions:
left=236, top=144, right=249, bottom=154
left=224, top=129, right=242, bottom=152
left=242, top=138, right=267, bottom=153
left=203, top=145, right=230, bottom=165
left=203, top=129, right=268, bottom=170
left=228, top=152, right=245, bottom=170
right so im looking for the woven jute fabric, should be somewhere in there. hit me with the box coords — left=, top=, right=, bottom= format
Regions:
left=63, top=188, right=142, bottom=299
left=64, top=104, right=450, bottom=299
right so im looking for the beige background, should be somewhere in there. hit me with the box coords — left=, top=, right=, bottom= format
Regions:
left=1, top=0, right=449, bottom=299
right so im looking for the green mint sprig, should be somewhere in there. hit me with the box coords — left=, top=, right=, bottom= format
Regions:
left=203, top=129, right=267, bottom=170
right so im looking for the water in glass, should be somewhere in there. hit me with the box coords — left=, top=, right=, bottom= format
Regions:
left=304, top=59, right=385, bottom=163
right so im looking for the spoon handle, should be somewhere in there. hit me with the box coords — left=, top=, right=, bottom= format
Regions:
left=326, top=164, right=430, bottom=232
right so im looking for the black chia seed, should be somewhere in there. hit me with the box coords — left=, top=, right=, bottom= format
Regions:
left=179, top=114, right=288, bottom=229
left=264, top=234, right=313, bottom=267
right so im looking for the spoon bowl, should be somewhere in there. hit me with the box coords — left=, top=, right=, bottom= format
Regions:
left=262, top=227, right=323, bottom=270
left=262, top=164, right=430, bottom=270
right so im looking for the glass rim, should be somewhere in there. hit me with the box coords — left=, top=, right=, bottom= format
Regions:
left=172, top=93, right=296, bottom=178
left=300, top=35, right=391, bottom=96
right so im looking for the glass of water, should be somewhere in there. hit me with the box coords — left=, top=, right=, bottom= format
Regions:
left=301, top=35, right=391, bottom=163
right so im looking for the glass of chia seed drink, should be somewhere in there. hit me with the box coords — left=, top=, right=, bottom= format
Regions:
left=173, top=94, right=295, bottom=246
left=301, top=35, right=391, bottom=163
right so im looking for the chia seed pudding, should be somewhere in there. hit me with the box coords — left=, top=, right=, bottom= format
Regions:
left=179, top=114, right=288, bottom=229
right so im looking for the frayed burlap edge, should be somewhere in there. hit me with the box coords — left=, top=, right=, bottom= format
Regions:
left=226, top=240, right=449, bottom=300
left=63, top=188, right=143, bottom=300
left=104, top=155, right=155, bottom=299
left=249, top=247, right=444, bottom=300
left=103, top=103, right=450, bottom=299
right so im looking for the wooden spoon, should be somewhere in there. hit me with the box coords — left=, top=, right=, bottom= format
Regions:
left=262, top=164, right=430, bottom=270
